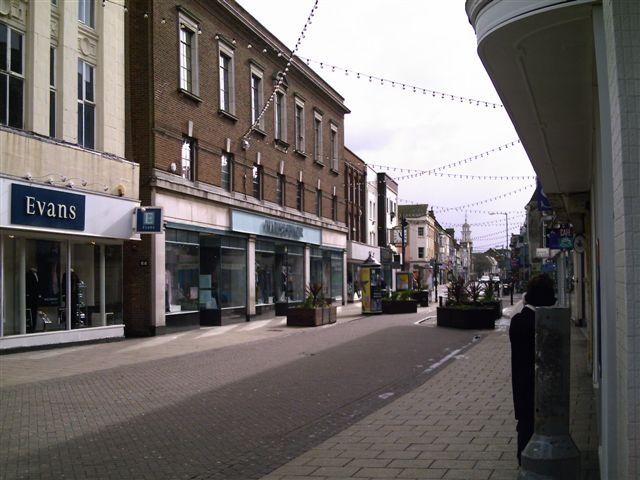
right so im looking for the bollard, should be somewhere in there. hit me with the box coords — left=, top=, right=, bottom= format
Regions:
left=519, top=307, right=580, bottom=479
left=439, top=296, right=443, bottom=307
left=510, top=287, right=514, bottom=306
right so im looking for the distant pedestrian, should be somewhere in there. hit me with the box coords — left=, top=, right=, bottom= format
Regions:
left=508, top=273, right=556, bottom=465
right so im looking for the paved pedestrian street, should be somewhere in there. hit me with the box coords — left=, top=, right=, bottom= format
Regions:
left=0, top=297, right=598, bottom=479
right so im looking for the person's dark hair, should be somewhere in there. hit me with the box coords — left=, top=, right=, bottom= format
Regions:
left=524, top=274, right=556, bottom=307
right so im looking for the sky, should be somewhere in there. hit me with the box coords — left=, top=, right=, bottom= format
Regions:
left=236, top=0, right=536, bottom=251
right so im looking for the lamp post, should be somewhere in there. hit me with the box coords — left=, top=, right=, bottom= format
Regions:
left=400, top=216, right=408, bottom=272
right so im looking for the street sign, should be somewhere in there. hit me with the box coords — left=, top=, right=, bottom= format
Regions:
left=134, top=207, right=163, bottom=234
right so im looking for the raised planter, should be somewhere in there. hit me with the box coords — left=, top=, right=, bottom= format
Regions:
left=410, top=290, right=430, bottom=307
left=382, top=300, right=418, bottom=314
left=275, top=301, right=302, bottom=316
left=287, top=306, right=337, bottom=327
left=436, top=305, right=496, bottom=329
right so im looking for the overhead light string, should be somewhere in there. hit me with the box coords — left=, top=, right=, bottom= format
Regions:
left=300, top=56, right=504, bottom=109
left=430, top=184, right=535, bottom=212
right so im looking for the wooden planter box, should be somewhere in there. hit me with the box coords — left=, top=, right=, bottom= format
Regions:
left=381, top=300, right=418, bottom=314
left=286, top=306, right=337, bottom=327
left=436, top=306, right=496, bottom=329
left=410, top=290, right=430, bottom=307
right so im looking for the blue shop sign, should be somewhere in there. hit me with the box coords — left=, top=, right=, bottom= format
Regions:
left=134, top=207, right=163, bottom=233
left=11, top=183, right=85, bottom=231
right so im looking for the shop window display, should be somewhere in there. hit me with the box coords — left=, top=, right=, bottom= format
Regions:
left=1, top=235, right=123, bottom=336
left=165, top=236, right=200, bottom=314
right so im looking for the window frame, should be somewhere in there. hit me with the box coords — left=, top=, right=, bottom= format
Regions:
left=218, top=42, right=235, bottom=115
left=181, top=136, right=197, bottom=181
left=49, top=46, right=57, bottom=137
left=418, top=247, right=425, bottom=259
left=313, top=110, right=323, bottom=164
left=78, top=0, right=95, bottom=28
left=249, top=64, right=264, bottom=130
left=330, top=123, right=339, bottom=171
left=294, top=97, right=305, bottom=153
left=297, top=182, right=305, bottom=212
left=316, top=189, right=322, bottom=217
left=418, top=227, right=424, bottom=237
left=252, top=164, right=263, bottom=200
left=77, top=59, right=95, bottom=149
left=276, top=173, right=285, bottom=206
left=274, top=89, right=287, bottom=143
left=178, top=13, right=200, bottom=97
left=0, top=22, right=25, bottom=129
left=221, top=152, right=233, bottom=191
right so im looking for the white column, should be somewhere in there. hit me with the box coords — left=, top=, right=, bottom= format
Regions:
left=99, top=244, right=106, bottom=326
left=18, top=241, right=26, bottom=335
left=247, top=236, right=256, bottom=317
left=304, top=245, right=311, bottom=287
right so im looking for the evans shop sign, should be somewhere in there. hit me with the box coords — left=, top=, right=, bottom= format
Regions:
left=11, top=184, right=86, bottom=231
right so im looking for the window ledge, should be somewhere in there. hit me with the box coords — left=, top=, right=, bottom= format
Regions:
left=251, top=126, right=267, bottom=138
left=178, top=88, right=203, bottom=103
left=274, top=139, right=290, bottom=152
left=294, top=149, right=307, bottom=159
left=218, top=109, right=238, bottom=122
left=330, top=168, right=339, bottom=175
left=314, top=160, right=325, bottom=167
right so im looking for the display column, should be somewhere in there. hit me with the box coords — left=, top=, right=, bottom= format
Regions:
left=247, top=236, right=256, bottom=317
left=342, top=250, right=347, bottom=305
left=304, top=245, right=311, bottom=289
left=18, top=240, right=26, bottom=335
left=153, top=229, right=166, bottom=329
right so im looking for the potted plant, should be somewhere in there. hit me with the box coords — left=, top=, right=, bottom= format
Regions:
left=286, top=283, right=337, bottom=327
left=382, top=290, right=418, bottom=314
left=436, top=276, right=496, bottom=329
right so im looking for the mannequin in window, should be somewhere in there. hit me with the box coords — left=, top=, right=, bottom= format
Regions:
left=26, top=267, right=39, bottom=333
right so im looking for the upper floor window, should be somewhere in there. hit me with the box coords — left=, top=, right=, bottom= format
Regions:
left=219, top=43, right=235, bottom=114
left=181, top=136, right=196, bottom=181
left=178, top=15, right=199, bottom=96
left=250, top=65, right=263, bottom=129
left=313, top=111, right=323, bottom=163
left=252, top=164, right=263, bottom=200
left=276, top=174, right=285, bottom=206
left=418, top=227, right=424, bottom=237
left=274, top=90, right=286, bottom=142
left=418, top=247, right=425, bottom=259
left=221, top=153, right=233, bottom=191
left=316, top=189, right=322, bottom=217
left=330, top=124, right=338, bottom=171
left=294, top=97, right=305, bottom=153
left=77, top=59, right=95, bottom=149
left=0, top=23, right=24, bottom=129
left=297, top=182, right=304, bottom=211
left=49, top=47, right=56, bottom=137
left=78, top=0, right=94, bottom=28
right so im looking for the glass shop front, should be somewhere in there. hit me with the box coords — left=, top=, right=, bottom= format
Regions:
left=0, top=180, right=139, bottom=350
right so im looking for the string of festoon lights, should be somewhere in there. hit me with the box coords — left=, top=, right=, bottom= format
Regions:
left=299, top=56, right=504, bottom=109
left=430, top=184, right=535, bottom=213
left=443, top=212, right=526, bottom=228
left=370, top=140, right=528, bottom=180
left=241, top=1, right=319, bottom=139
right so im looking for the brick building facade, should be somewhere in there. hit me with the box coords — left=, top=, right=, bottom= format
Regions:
left=125, top=0, right=349, bottom=333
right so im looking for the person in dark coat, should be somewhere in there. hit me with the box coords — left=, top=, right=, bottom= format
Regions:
left=509, top=273, right=556, bottom=465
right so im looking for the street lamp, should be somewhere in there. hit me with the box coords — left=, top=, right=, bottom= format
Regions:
left=400, top=216, right=408, bottom=272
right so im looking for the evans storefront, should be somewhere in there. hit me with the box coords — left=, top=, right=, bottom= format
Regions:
left=0, top=179, right=140, bottom=351
left=164, top=210, right=345, bottom=327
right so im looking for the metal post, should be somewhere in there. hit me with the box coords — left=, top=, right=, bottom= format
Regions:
left=519, top=307, right=580, bottom=479
left=401, top=216, right=408, bottom=272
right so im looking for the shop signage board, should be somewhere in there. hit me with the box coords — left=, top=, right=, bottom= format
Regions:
left=134, top=207, right=163, bottom=234
left=231, top=210, right=321, bottom=245
left=10, top=183, right=86, bottom=230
